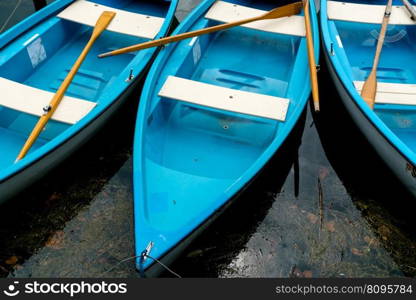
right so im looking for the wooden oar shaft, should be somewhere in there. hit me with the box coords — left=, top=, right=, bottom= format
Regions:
left=16, top=11, right=115, bottom=161
left=303, top=0, right=320, bottom=112
left=15, top=39, right=95, bottom=160
left=372, top=10, right=390, bottom=71
left=360, top=0, right=392, bottom=109
left=98, top=2, right=303, bottom=58
left=100, top=16, right=259, bottom=57
left=402, top=0, right=416, bottom=20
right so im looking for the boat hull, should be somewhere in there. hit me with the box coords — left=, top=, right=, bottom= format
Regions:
left=134, top=0, right=320, bottom=276
left=323, top=49, right=416, bottom=196
left=142, top=109, right=306, bottom=277
left=0, top=75, right=141, bottom=203
left=143, top=183, right=241, bottom=277
left=0, top=0, right=179, bottom=204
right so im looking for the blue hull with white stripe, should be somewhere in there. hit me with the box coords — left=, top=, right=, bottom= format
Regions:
left=134, top=0, right=319, bottom=276
left=0, top=0, right=178, bottom=203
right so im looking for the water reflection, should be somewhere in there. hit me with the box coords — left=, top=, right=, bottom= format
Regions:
left=174, top=114, right=405, bottom=278
left=0, top=96, right=137, bottom=277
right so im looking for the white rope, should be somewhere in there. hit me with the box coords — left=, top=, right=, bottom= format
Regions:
left=100, top=255, right=138, bottom=276
left=144, top=254, right=182, bottom=278
left=100, top=254, right=182, bottom=278
left=0, top=0, right=23, bottom=33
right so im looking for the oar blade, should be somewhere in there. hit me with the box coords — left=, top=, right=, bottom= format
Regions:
left=361, top=72, right=377, bottom=109
left=92, top=11, right=116, bottom=37
left=359, top=0, right=393, bottom=110
left=263, top=2, right=303, bottom=20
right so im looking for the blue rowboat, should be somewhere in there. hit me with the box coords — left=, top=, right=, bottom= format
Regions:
left=0, top=0, right=178, bottom=203
left=134, top=0, right=320, bottom=276
left=321, top=0, right=416, bottom=196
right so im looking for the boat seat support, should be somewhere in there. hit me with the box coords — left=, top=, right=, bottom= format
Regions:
left=159, top=76, right=289, bottom=121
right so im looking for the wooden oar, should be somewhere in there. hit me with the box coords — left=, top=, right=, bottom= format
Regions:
left=402, top=0, right=416, bottom=20
left=15, top=11, right=116, bottom=162
left=360, top=0, right=393, bottom=109
left=98, top=2, right=303, bottom=58
left=303, top=0, right=320, bottom=112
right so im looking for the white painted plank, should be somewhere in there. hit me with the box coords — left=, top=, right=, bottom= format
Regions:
left=159, top=76, right=289, bottom=121
left=328, top=1, right=416, bottom=25
left=58, top=0, right=165, bottom=39
left=0, top=77, right=96, bottom=124
left=205, top=1, right=305, bottom=37
left=354, top=81, right=416, bottom=105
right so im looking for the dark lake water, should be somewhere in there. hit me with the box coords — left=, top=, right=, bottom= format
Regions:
left=0, top=0, right=415, bottom=278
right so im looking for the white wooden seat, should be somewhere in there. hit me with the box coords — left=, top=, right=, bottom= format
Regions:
left=58, top=0, right=165, bottom=39
left=158, top=76, right=289, bottom=121
left=328, top=1, right=416, bottom=25
left=354, top=81, right=416, bottom=105
left=205, top=1, right=305, bottom=37
left=0, top=77, right=96, bottom=124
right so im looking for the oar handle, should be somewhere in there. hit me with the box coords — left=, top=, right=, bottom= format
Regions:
left=372, top=10, right=390, bottom=70
left=16, top=11, right=116, bottom=162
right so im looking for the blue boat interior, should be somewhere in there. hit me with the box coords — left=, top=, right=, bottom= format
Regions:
left=137, top=0, right=316, bottom=234
left=324, top=0, right=416, bottom=151
left=0, top=0, right=172, bottom=175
